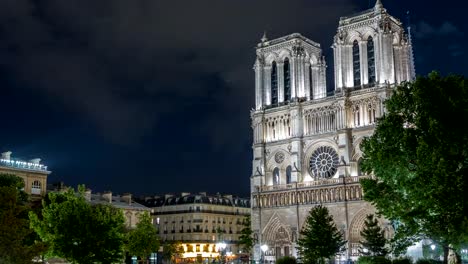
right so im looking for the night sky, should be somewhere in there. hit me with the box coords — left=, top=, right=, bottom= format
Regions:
left=1, top=0, right=466, bottom=198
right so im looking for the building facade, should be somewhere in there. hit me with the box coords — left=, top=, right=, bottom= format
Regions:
left=83, top=190, right=152, bottom=229
left=250, top=0, right=415, bottom=261
left=141, top=193, right=250, bottom=262
left=0, top=151, right=51, bottom=197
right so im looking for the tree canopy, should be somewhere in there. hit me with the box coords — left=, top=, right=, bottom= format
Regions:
left=0, top=174, right=46, bottom=264
left=238, top=215, right=255, bottom=254
left=360, top=72, right=468, bottom=262
left=358, top=214, right=388, bottom=257
left=126, top=212, right=160, bottom=263
left=29, top=186, right=126, bottom=264
left=296, top=205, right=346, bottom=264
left=162, top=241, right=184, bottom=264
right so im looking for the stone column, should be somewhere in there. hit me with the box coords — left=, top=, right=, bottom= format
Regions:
left=290, top=57, right=297, bottom=99
left=254, top=58, right=264, bottom=109
left=277, top=62, right=285, bottom=103
left=304, top=62, right=311, bottom=100
left=264, top=66, right=272, bottom=105
left=359, top=40, right=368, bottom=86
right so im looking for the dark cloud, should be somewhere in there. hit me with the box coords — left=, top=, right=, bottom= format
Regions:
left=1, top=0, right=357, bottom=149
left=414, top=21, right=463, bottom=39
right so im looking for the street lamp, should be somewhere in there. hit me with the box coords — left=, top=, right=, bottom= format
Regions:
left=260, top=245, right=268, bottom=264
left=217, top=242, right=227, bottom=264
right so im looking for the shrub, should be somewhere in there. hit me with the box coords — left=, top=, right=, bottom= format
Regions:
left=357, top=256, right=392, bottom=264
left=392, top=257, right=413, bottom=264
left=276, top=256, right=297, bottom=264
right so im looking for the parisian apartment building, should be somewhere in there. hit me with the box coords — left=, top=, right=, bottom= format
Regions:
left=139, top=192, right=250, bottom=262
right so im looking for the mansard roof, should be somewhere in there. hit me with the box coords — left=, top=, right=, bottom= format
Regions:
left=139, top=192, right=250, bottom=208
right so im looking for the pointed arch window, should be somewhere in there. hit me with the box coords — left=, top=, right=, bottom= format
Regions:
left=309, top=65, right=313, bottom=99
left=353, top=40, right=361, bottom=87
left=284, top=58, right=291, bottom=102
left=271, top=61, right=278, bottom=105
left=273, top=167, right=280, bottom=185
left=367, top=36, right=376, bottom=84
left=286, top=166, right=292, bottom=184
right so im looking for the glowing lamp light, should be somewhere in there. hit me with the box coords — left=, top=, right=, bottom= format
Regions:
left=217, top=242, right=227, bottom=251
left=260, top=244, right=268, bottom=253
left=431, top=244, right=436, bottom=250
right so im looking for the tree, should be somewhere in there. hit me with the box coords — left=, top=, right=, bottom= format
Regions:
left=162, top=241, right=183, bottom=264
left=359, top=214, right=388, bottom=256
left=297, top=205, right=346, bottom=264
left=126, top=212, right=160, bottom=263
left=360, top=72, right=468, bottom=264
left=29, top=186, right=126, bottom=264
left=0, top=174, right=46, bottom=264
left=238, top=216, right=255, bottom=256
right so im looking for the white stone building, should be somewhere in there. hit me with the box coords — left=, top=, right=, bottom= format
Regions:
left=250, top=0, right=415, bottom=262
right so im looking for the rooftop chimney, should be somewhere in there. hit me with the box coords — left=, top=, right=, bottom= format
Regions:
left=29, top=158, right=41, bottom=164
left=1, top=151, right=12, bottom=160
left=84, top=189, right=92, bottom=201
left=102, top=191, right=112, bottom=203
left=121, top=193, right=132, bottom=205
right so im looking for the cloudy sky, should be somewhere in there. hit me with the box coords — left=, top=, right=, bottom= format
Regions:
left=1, top=0, right=466, bottom=197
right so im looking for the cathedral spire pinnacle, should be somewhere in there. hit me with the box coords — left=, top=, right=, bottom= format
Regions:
left=261, top=31, right=268, bottom=43
left=375, top=0, right=383, bottom=10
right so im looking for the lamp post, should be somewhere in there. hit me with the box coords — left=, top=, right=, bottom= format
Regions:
left=431, top=244, right=436, bottom=260
left=260, top=245, right=268, bottom=264
left=217, top=242, right=227, bottom=264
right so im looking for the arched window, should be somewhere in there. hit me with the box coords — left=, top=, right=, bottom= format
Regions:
left=284, top=58, right=291, bottom=102
left=367, top=36, right=376, bottom=84
left=271, top=62, right=278, bottom=105
left=309, top=65, right=313, bottom=99
left=273, top=167, right=280, bottom=185
left=286, top=166, right=292, bottom=184
left=352, top=40, right=361, bottom=87
left=31, top=180, right=41, bottom=195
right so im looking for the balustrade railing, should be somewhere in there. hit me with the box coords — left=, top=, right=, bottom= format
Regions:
left=0, top=158, right=48, bottom=171
left=259, top=176, right=368, bottom=192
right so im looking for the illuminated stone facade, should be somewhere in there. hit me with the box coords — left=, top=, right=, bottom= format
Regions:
left=0, top=151, right=50, bottom=197
left=250, top=0, right=414, bottom=261
left=141, top=193, right=250, bottom=261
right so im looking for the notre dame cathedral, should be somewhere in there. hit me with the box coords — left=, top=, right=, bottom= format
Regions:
left=250, top=0, right=415, bottom=262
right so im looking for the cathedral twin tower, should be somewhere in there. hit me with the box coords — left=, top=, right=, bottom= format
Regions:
left=250, top=0, right=415, bottom=261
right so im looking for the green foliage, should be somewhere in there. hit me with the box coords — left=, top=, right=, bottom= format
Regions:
left=162, top=241, right=184, bottom=263
left=392, top=257, right=413, bottom=264
left=357, top=256, right=391, bottom=264
left=359, top=214, right=388, bottom=256
left=276, top=256, right=297, bottom=264
left=29, top=186, right=126, bottom=264
left=360, top=72, right=468, bottom=258
left=126, top=212, right=160, bottom=261
left=0, top=173, right=28, bottom=202
left=0, top=174, right=46, bottom=264
left=296, top=205, right=346, bottom=264
left=238, top=215, right=255, bottom=254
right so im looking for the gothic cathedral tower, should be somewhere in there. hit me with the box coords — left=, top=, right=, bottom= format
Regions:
left=250, top=0, right=414, bottom=262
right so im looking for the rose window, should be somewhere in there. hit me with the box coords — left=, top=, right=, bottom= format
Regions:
left=309, top=146, right=339, bottom=178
